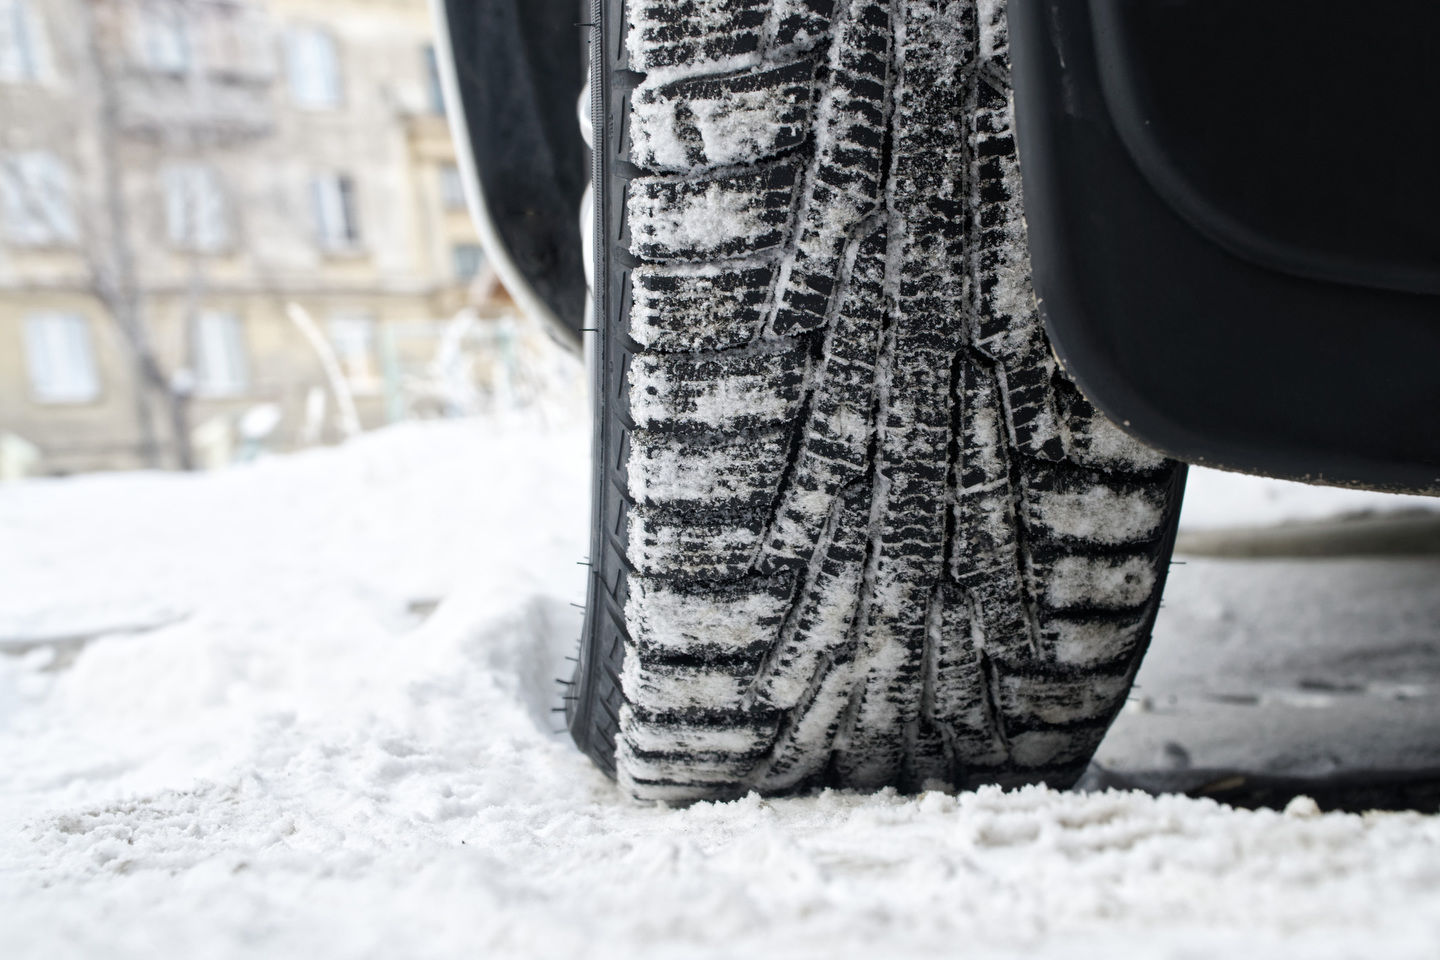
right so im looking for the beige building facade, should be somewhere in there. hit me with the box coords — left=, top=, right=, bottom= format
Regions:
left=0, top=0, right=500, bottom=474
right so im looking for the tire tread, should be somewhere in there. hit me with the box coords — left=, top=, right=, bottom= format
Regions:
left=571, top=0, right=1185, bottom=801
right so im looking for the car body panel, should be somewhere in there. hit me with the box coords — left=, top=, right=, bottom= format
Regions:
left=1010, top=0, right=1440, bottom=493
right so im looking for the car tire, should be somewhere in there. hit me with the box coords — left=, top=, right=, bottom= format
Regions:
left=567, top=0, right=1186, bottom=801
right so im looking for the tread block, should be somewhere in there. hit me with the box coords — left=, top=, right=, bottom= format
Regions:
left=949, top=356, right=1035, bottom=666
left=751, top=484, right=871, bottom=709
left=621, top=656, right=756, bottom=714
left=771, top=0, right=835, bottom=49
left=622, top=782, right=743, bottom=802
left=629, top=427, right=792, bottom=510
left=629, top=164, right=799, bottom=262
left=1056, top=379, right=1171, bottom=472
left=630, top=263, right=775, bottom=351
left=628, top=506, right=767, bottom=581
left=1008, top=723, right=1110, bottom=768
left=622, top=712, right=779, bottom=756
left=834, top=595, right=951, bottom=787
left=772, top=2, right=893, bottom=335
left=968, top=79, right=1034, bottom=361
left=628, top=0, right=834, bottom=76
left=631, top=60, right=817, bottom=172
left=1022, top=469, right=1168, bottom=545
left=890, top=0, right=976, bottom=209
left=627, top=571, right=795, bottom=659
left=926, top=584, right=1009, bottom=769
left=1041, top=612, right=1148, bottom=669
left=617, top=742, right=747, bottom=799
left=622, top=750, right=760, bottom=785
left=754, top=659, right=857, bottom=791
left=994, top=662, right=1134, bottom=728
left=1040, top=554, right=1158, bottom=612
left=831, top=348, right=965, bottom=788
left=627, top=0, right=768, bottom=74
left=762, top=230, right=888, bottom=564
left=977, top=0, right=1008, bottom=61
left=628, top=342, right=809, bottom=431
left=967, top=70, right=1070, bottom=464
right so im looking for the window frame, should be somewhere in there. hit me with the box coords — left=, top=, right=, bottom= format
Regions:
left=0, top=150, right=78, bottom=247
left=162, top=162, right=230, bottom=254
left=190, top=310, right=249, bottom=398
left=0, top=0, right=47, bottom=84
left=452, top=242, right=485, bottom=282
left=309, top=172, right=361, bottom=252
left=199, top=2, right=276, bottom=80
left=133, top=0, right=192, bottom=75
left=438, top=163, right=466, bottom=212
left=285, top=25, right=342, bottom=110
left=23, top=312, right=101, bottom=405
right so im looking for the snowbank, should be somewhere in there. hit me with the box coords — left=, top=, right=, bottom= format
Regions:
left=2, top=415, right=1438, bottom=959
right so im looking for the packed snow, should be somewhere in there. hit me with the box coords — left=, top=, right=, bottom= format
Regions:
left=3, top=396, right=1439, bottom=958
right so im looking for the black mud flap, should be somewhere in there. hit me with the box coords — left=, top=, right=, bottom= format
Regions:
left=1010, top=0, right=1440, bottom=494
left=434, top=0, right=588, bottom=342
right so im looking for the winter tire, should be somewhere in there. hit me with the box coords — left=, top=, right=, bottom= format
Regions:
left=568, top=0, right=1187, bottom=801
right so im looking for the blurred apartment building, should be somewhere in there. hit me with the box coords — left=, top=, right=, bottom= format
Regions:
left=0, top=0, right=505, bottom=474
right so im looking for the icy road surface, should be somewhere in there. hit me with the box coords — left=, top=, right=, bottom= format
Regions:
left=3, top=413, right=1439, bottom=959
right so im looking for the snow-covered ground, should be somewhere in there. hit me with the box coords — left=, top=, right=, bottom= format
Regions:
left=1178, top=467, right=1439, bottom=530
left=3, top=399, right=1439, bottom=958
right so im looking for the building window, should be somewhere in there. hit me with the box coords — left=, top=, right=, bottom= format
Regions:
left=0, top=0, right=46, bottom=83
left=310, top=173, right=360, bottom=250
left=23, top=313, right=99, bottom=404
left=0, top=151, right=76, bottom=246
left=134, top=1, right=190, bottom=74
left=327, top=314, right=380, bottom=392
left=452, top=243, right=484, bottom=281
left=439, top=164, right=465, bottom=211
left=423, top=43, right=444, bottom=114
left=163, top=164, right=229, bottom=253
left=285, top=26, right=340, bottom=109
left=200, top=2, right=275, bottom=80
left=191, top=311, right=248, bottom=396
